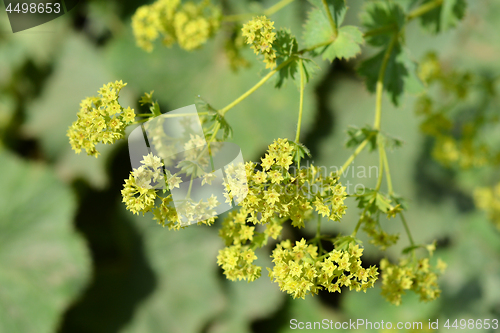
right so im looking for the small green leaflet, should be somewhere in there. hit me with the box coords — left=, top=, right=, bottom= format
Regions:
left=357, top=44, right=424, bottom=106
left=289, top=140, right=312, bottom=163
left=361, top=1, right=406, bottom=47
left=195, top=96, right=233, bottom=140
left=303, top=8, right=363, bottom=62
left=274, top=29, right=319, bottom=88
left=195, top=95, right=217, bottom=114
left=346, top=125, right=378, bottom=151
left=356, top=190, right=393, bottom=215
left=274, top=29, right=299, bottom=88
left=139, top=90, right=155, bottom=106
left=402, top=244, right=423, bottom=254
left=419, top=0, right=467, bottom=33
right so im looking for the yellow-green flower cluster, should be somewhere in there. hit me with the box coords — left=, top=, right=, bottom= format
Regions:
left=217, top=244, right=261, bottom=282
left=240, top=138, right=347, bottom=228
left=431, top=135, right=488, bottom=169
left=122, top=153, right=165, bottom=215
left=132, top=0, right=221, bottom=52
left=121, top=153, right=218, bottom=229
left=216, top=138, right=349, bottom=285
left=241, top=16, right=277, bottom=69
left=361, top=214, right=399, bottom=250
left=416, top=53, right=496, bottom=170
left=380, top=257, right=447, bottom=306
left=67, top=81, right=135, bottom=157
left=269, top=240, right=378, bottom=299
left=474, top=183, right=500, bottom=230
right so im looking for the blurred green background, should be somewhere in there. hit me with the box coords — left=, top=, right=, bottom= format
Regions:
left=1, top=0, right=500, bottom=332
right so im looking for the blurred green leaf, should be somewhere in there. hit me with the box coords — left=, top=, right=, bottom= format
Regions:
left=120, top=216, right=225, bottom=333
left=358, top=45, right=424, bottom=106
left=0, top=150, right=91, bottom=333
left=361, top=1, right=406, bottom=47
left=207, top=255, right=284, bottom=333
left=345, top=125, right=378, bottom=151
left=274, top=29, right=299, bottom=89
left=23, top=34, right=135, bottom=189
left=419, top=0, right=467, bottom=33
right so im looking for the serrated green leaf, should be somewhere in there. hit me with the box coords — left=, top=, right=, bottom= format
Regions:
left=0, top=151, right=91, bottom=333
left=215, top=113, right=233, bottom=140
left=150, top=101, right=161, bottom=116
left=322, top=26, right=364, bottom=62
left=358, top=44, right=424, bottom=106
left=301, top=58, right=320, bottom=83
left=195, top=95, right=217, bottom=114
left=333, top=235, right=361, bottom=251
left=375, top=193, right=393, bottom=213
left=274, top=29, right=299, bottom=88
left=139, top=91, right=154, bottom=106
left=346, top=125, right=378, bottom=151
left=303, top=8, right=334, bottom=52
left=384, top=133, right=405, bottom=150
left=303, top=9, right=363, bottom=62
left=361, top=1, right=406, bottom=47
left=290, top=140, right=312, bottom=163
left=177, top=159, right=206, bottom=177
left=419, top=0, right=467, bottom=33
left=307, top=0, right=347, bottom=27
left=195, top=96, right=233, bottom=140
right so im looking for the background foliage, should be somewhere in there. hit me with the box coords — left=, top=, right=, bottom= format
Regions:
left=1, top=0, right=500, bottom=332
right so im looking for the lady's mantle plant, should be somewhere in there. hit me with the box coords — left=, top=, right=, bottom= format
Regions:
left=67, top=0, right=474, bottom=304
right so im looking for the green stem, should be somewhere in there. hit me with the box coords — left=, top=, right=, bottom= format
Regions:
left=223, top=0, right=295, bottom=22
left=132, top=119, right=149, bottom=125
left=186, top=176, right=194, bottom=199
left=265, top=0, right=295, bottom=16
left=336, top=135, right=373, bottom=178
left=407, top=0, right=444, bottom=21
left=299, top=40, right=334, bottom=54
left=363, top=24, right=397, bottom=38
left=399, top=212, right=415, bottom=247
left=295, top=59, right=305, bottom=143
left=352, top=223, right=361, bottom=237
left=375, top=136, right=385, bottom=191
left=381, top=145, right=394, bottom=195
left=322, top=0, right=338, bottom=38
left=374, top=33, right=398, bottom=130
left=351, top=217, right=363, bottom=237
left=219, top=57, right=294, bottom=115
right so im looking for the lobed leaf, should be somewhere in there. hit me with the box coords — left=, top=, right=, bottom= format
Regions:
left=303, top=8, right=363, bottom=62
left=419, top=0, right=467, bottom=33
left=357, top=44, right=423, bottom=106
left=0, top=151, right=90, bottom=333
left=307, top=0, right=347, bottom=27
left=361, top=1, right=406, bottom=47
